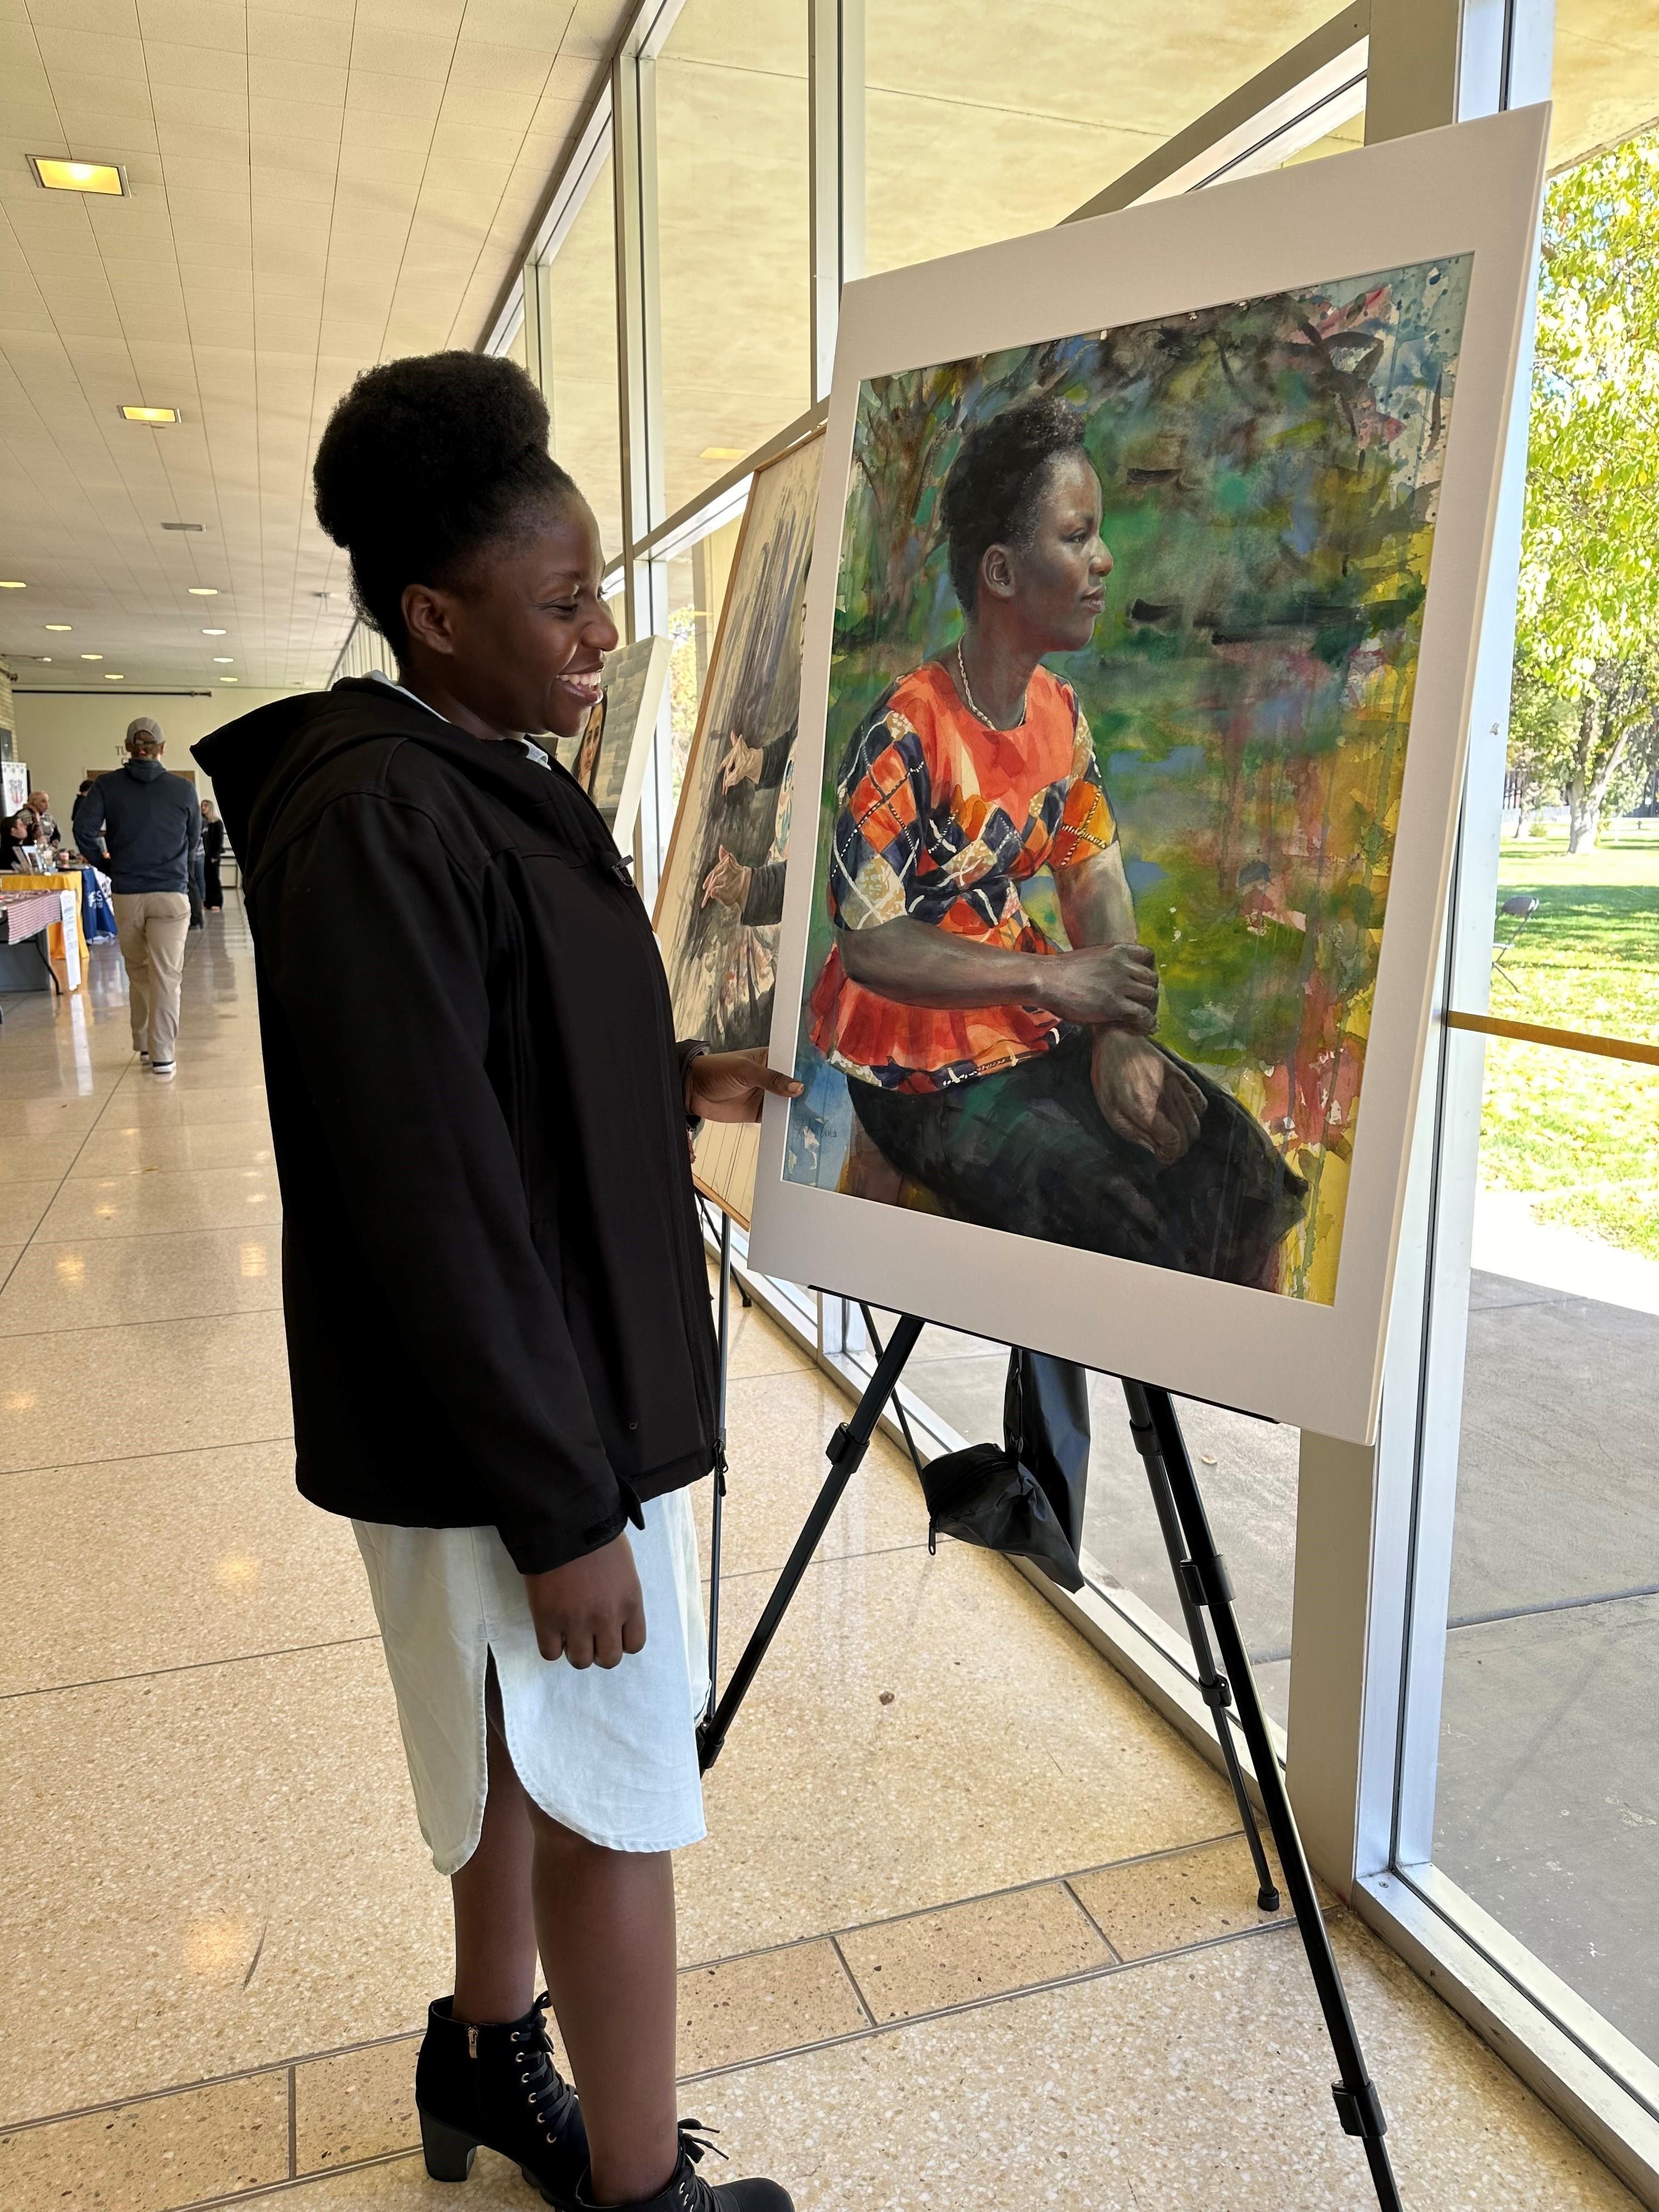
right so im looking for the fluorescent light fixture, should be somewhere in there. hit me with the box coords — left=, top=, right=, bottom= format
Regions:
left=212, top=656, right=234, bottom=664
left=104, top=672, right=124, bottom=680
left=202, top=627, right=226, bottom=635
left=161, top=521, right=203, bottom=532
left=30, top=156, right=128, bottom=196
left=188, top=586, right=217, bottom=596
left=219, top=675, right=239, bottom=684
left=38, top=656, right=52, bottom=663
left=699, top=446, right=745, bottom=461
left=81, top=652, right=103, bottom=661
left=120, top=405, right=180, bottom=425
left=0, top=579, right=25, bottom=589
left=46, top=623, right=71, bottom=631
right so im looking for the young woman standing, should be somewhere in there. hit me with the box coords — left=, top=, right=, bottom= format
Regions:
left=197, top=353, right=798, bottom=2212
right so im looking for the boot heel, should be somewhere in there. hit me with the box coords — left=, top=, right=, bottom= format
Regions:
left=420, top=2107, right=478, bottom=2182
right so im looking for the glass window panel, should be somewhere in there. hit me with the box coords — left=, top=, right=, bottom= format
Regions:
left=1550, top=0, right=1659, bottom=173
left=1433, top=1036, right=1659, bottom=2063
left=543, top=154, right=624, bottom=566
left=864, top=1, right=1344, bottom=276
left=655, top=0, right=810, bottom=518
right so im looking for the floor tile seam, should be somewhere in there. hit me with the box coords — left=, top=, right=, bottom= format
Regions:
left=0, top=1432, right=296, bottom=1483
left=825, top=1931, right=879, bottom=2029
left=1, top=1058, right=150, bottom=1291
left=1060, top=1874, right=1125, bottom=1963
left=0, top=1424, right=296, bottom=1481
left=707, top=1537, right=930, bottom=1588
left=0, top=1297, right=285, bottom=1344
left=0, top=1921, right=1313, bottom=2162
left=0, top=1631, right=383, bottom=1702
left=0, top=1829, right=1268, bottom=2135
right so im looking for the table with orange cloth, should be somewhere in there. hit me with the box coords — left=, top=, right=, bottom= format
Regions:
left=0, top=872, right=91, bottom=984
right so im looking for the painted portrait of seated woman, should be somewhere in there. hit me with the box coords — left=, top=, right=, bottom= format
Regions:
left=805, top=397, right=1307, bottom=1289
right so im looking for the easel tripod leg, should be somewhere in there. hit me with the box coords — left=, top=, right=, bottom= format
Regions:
left=704, top=1208, right=733, bottom=1728
left=1122, top=1381, right=1278, bottom=1911
left=1143, top=1388, right=1403, bottom=2212
left=697, top=1312, right=926, bottom=1772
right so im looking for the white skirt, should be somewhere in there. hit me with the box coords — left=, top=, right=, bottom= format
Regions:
left=354, top=1491, right=709, bottom=1874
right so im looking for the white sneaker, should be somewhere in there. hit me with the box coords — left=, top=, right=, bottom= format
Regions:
left=150, top=1061, right=176, bottom=1080
left=137, top=1049, right=149, bottom=1065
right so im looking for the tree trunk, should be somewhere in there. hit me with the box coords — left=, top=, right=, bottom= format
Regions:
left=1566, top=789, right=1596, bottom=851
left=1567, top=693, right=1599, bottom=852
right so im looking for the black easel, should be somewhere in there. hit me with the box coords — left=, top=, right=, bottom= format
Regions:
left=695, top=1303, right=1402, bottom=2212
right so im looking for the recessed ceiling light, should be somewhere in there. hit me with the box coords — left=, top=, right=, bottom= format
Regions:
left=161, top=521, right=204, bottom=532
left=188, top=586, right=218, bottom=596
left=699, top=447, right=745, bottom=462
left=202, top=627, right=227, bottom=635
left=81, top=652, right=103, bottom=661
left=120, top=405, right=180, bottom=425
left=104, top=672, right=124, bottom=680
left=212, top=656, right=234, bottom=664
left=0, top=579, right=26, bottom=589
left=38, top=656, right=52, bottom=663
left=219, top=675, right=239, bottom=684
left=30, top=156, right=128, bottom=196
left=45, top=623, right=71, bottom=631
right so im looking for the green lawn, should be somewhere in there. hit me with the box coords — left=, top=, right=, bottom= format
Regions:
left=1477, top=839, right=1659, bottom=1260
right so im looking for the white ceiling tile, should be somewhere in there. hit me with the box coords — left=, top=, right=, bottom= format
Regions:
left=161, top=154, right=251, bottom=200
left=246, top=7, right=353, bottom=65
left=334, top=104, right=438, bottom=154
left=348, top=25, right=456, bottom=81
left=32, top=25, right=145, bottom=76
left=30, top=0, right=144, bottom=31
left=44, top=69, right=155, bottom=121
left=448, top=39, right=552, bottom=95
left=152, top=82, right=251, bottom=135
left=143, top=39, right=247, bottom=92
left=137, top=0, right=247, bottom=53
left=357, top=0, right=465, bottom=33
left=247, top=53, right=347, bottom=105
left=335, top=137, right=427, bottom=191
left=345, top=69, right=446, bottom=121
left=246, top=93, right=345, bottom=145
left=432, top=84, right=539, bottom=134
left=461, top=0, right=577, bottom=48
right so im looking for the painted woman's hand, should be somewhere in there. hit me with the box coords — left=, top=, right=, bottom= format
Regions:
left=1042, top=941, right=1160, bottom=1030
left=522, top=1532, right=646, bottom=1669
left=701, top=845, right=753, bottom=911
left=718, top=733, right=764, bottom=791
left=1091, top=1030, right=1204, bottom=1165
left=686, top=1045, right=804, bottom=1125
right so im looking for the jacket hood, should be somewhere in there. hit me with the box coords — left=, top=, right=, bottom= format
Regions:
left=193, top=679, right=608, bottom=881
left=123, top=757, right=166, bottom=782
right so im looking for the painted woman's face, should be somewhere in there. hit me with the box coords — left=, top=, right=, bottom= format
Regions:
left=988, top=449, right=1112, bottom=655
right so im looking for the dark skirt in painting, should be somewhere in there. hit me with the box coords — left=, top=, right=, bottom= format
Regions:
left=849, top=1026, right=1308, bottom=1291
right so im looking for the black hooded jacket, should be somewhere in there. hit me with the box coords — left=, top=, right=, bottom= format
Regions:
left=194, top=678, right=718, bottom=1573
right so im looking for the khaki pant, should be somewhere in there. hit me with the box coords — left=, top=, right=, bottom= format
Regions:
left=112, top=892, right=191, bottom=1065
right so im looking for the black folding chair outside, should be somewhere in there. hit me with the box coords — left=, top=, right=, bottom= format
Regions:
left=1492, top=892, right=1539, bottom=990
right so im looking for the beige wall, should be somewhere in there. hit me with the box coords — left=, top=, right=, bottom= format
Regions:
left=10, top=687, right=303, bottom=823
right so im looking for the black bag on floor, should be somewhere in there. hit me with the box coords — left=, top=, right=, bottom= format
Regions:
left=920, top=1349, right=1092, bottom=1593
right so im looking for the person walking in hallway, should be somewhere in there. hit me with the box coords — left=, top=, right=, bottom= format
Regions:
left=77, top=719, right=201, bottom=1079
left=196, top=351, right=802, bottom=2212
left=200, top=799, right=227, bottom=910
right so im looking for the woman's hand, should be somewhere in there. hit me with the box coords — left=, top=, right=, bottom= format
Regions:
left=718, top=732, right=764, bottom=791
left=1091, top=1030, right=1205, bottom=1164
left=701, top=845, right=753, bottom=911
left=1042, top=941, right=1161, bottom=1030
left=522, top=1532, right=646, bottom=1669
left=687, top=1045, right=804, bottom=1124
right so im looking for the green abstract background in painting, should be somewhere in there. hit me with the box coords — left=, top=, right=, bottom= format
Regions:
left=783, top=255, right=1474, bottom=1302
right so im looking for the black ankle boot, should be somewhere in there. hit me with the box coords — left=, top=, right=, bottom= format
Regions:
left=575, top=2124, right=793, bottom=2212
left=416, top=1992, right=588, bottom=2208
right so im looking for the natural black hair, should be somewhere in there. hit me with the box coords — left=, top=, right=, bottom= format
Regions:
left=312, top=351, right=576, bottom=658
left=940, top=395, right=1088, bottom=613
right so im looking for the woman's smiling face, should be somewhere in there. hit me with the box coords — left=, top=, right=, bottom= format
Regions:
left=986, top=449, right=1112, bottom=654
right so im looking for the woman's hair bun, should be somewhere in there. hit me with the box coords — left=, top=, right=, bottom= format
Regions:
left=313, top=350, right=574, bottom=657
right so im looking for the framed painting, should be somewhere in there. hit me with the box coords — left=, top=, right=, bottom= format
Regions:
left=555, top=631, right=670, bottom=848
left=748, top=107, right=1549, bottom=1444
left=654, top=428, right=826, bottom=1224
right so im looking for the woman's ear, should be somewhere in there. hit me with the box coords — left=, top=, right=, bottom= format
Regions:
left=402, top=582, right=457, bottom=657
left=980, top=541, right=1017, bottom=602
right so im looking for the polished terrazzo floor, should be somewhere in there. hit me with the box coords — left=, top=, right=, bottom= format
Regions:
left=0, top=919, right=1639, bottom=2211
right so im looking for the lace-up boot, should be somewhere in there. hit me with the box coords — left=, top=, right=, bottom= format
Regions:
left=575, top=2123, right=792, bottom=2212
left=416, top=1991, right=588, bottom=2207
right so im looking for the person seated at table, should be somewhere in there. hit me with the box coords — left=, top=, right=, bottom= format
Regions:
left=2, top=809, right=37, bottom=870
left=27, top=791, right=61, bottom=860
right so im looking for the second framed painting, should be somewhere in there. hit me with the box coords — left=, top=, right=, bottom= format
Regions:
left=654, top=427, right=826, bottom=1224
left=747, top=106, right=1549, bottom=1444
